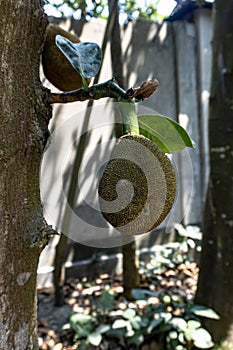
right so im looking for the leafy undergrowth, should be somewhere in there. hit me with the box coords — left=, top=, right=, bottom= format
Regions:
left=38, top=226, right=219, bottom=350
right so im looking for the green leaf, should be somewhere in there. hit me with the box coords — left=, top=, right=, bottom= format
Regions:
left=131, top=288, right=158, bottom=300
left=112, top=319, right=129, bottom=329
left=73, top=323, right=92, bottom=338
left=184, top=321, right=201, bottom=342
left=95, top=324, right=111, bottom=334
left=190, top=305, right=220, bottom=320
left=87, top=331, right=102, bottom=347
left=55, top=35, right=102, bottom=85
left=153, top=323, right=173, bottom=334
left=160, top=312, right=173, bottom=323
left=62, top=323, right=71, bottom=330
left=126, top=328, right=135, bottom=338
left=106, top=327, right=126, bottom=338
left=69, top=313, right=95, bottom=338
left=186, top=320, right=201, bottom=330
left=96, top=288, right=115, bottom=312
left=178, top=332, right=185, bottom=344
left=123, top=308, right=136, bottom=320
left=175, top=346, right=186, bottom=350
left=169, top=317, right=187, bottom=331
left=70, top=313, right=94, bottom=325
left=127, top=333, right=144, bottom=346
left=138, top=114, right=195, bottom=153
left=131, top=316, right=142, bottom=330
left=174, top=223, right=202, bottom=240
left=192, top=328, right=214, bottom=349
left=168, top=330, right=178, bottom=340
left=78, top=339, right=92, bottom=350
left=147, top=317, right=164, bottom=334
left=140, top=315, right=150, bottom=328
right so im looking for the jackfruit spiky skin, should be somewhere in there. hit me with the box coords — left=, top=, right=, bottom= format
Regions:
left=42, top=24, right=90, bottom=91
left=98, top=134, right=176, bottom=235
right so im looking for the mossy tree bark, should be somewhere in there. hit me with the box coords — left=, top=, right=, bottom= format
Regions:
left=0, top=1, right=50, bottom=349
left=195, top=0, right=233, bottom=345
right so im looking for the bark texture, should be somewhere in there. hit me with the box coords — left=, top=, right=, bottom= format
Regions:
left=0, top=1, right=50, bottom=349
left=195, top=0, right=233, bottom=345
left=122, top=241, right=140, bottom=300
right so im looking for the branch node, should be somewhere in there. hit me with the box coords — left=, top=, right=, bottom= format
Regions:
left=47, top=78, right=159, bottom=105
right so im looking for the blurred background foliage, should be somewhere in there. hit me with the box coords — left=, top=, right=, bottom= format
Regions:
left=44, top=0, right=169, bottom=22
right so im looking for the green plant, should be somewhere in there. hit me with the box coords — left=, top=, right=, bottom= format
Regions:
left=62, top=240, right=220, bottom=350
left=63, top=286, right=219, bottom=349
left=139, top=224, right=202, bottom=280
left=62, top=287, right=114, bottom=348
left=131, top=290, right=219, bottom=350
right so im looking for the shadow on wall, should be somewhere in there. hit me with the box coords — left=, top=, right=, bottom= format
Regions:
left=39, top=17, right=177, bottom=272
left=39, top=11, right=212, bottom=280
left=122, top=19, right=177, bottom=119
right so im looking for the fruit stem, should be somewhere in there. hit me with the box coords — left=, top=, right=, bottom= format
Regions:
left=79, top=64, right=89, bottom=91
left=119, top=101, right=140, bottom=135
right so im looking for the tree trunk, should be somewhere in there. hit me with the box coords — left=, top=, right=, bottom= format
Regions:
left=195, top=0, right=233, bottom=345
left=108, top=0, right=140, bottom=298
left=108, top=0, right=124, bottom=87
left=0, top=1, right=50, bottom=349
left=122, top=242, right=140, bottom=299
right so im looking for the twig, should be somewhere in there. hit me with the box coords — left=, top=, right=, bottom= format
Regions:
left=48, top=78, right=159, bottom=104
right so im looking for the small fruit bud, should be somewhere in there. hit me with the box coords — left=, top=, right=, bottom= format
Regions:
left=42, top=24, right=90, bottom=91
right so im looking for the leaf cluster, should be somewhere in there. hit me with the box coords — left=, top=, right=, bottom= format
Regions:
left=45, top=0, right=105, bottom=19
left=140, top=225, right=202, bottom=276
left=62, top=227, right=219, bottom=350
left=45, top=0, right=161, bottom=21
left=63, top=286, right=218, bottom=350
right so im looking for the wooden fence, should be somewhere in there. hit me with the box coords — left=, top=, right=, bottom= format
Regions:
left=38, top=8, right=213, bottom=283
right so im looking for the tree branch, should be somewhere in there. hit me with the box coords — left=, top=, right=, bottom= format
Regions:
left=48, top=78, right=159, bottom=104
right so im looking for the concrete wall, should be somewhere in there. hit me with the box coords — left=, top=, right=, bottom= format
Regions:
left=38, top=9, right=213, bottom=284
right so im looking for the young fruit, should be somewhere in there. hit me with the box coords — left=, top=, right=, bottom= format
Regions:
left=98, top=134, right=176, bottom=235
left=42, top=24, right=90, bottom=91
